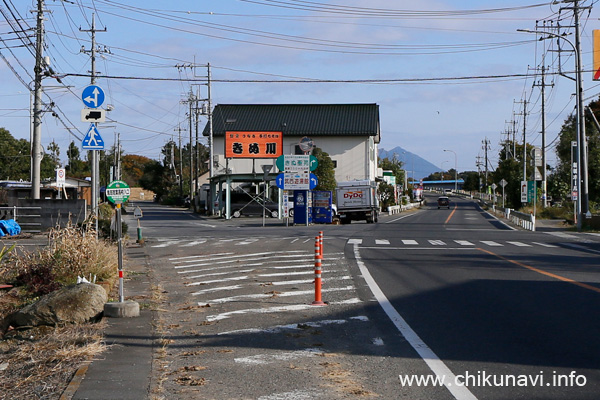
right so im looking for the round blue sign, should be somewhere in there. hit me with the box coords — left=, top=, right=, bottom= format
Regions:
left=82, top=85, right=105, bottom=109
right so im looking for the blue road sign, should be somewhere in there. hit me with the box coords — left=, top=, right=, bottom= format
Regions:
left=310, top=173, right=318, bottom=189
left=276, top=173, right=285, bottom=189
left=82, top=85, right=105, bottom=109
left=82, top=124, right=105, bottom=150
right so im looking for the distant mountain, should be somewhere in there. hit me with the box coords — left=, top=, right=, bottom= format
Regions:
left=378, top=146, right=440, bottom=181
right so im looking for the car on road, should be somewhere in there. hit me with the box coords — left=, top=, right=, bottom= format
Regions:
left=437, top=196, right=450, bottom=209
left=225, top=191, right=279, bottom=218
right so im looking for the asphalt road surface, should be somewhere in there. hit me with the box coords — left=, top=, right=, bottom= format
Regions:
left=126, top=194, right=600, bottom=399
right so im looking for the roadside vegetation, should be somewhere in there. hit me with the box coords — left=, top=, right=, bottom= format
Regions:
left=0, top=223, right=119, bottom=399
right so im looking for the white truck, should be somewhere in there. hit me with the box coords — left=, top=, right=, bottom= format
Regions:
left=335, top=180, right=379, bottom=224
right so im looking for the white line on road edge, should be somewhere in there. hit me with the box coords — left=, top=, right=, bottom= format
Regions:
left=352, top=243, right=477, bottom=400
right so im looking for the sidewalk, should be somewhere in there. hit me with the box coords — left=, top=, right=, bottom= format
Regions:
left=63, top=242, right=155, bottom=400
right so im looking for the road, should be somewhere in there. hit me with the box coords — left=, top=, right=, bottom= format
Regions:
left=127, top=194, right=600, bottom=399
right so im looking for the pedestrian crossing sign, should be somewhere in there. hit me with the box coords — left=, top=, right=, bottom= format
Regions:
left=82, top=123, right=104, bottom=150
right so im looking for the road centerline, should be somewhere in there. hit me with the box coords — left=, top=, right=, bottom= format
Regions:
left=477, top=248, right=600, bottom=294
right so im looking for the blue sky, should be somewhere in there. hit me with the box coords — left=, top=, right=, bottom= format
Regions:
left=1, top=1, right=599, bottom=175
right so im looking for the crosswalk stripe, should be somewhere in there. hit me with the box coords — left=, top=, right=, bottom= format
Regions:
left=454, top=240, right=474, bottom=246
left=480, top=241, right=502, bottom=247
left=376, top=239, right=390, bottom=245
left=402, top=239, right=418, bottom=245
left=429, top=240, right=446, bottom=246
left=348, top=239, right=362, bottom=245
left=507, top=241, right=531, bottom=247
left=532, top=242, right=557, bottom=248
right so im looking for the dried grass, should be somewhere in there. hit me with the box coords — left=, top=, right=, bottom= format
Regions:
left=0, top=323, right=107, bottom=400
left=0, top=223, right=118, bottom=289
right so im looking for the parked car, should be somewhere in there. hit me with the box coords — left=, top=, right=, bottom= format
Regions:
left=437, top=196, right=450, bottom=209
left=225, top=191, right=279, bottom=218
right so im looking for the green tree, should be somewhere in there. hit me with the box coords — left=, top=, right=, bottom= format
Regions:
left=378, top=181, right=396, bottom=210
left=462, top=171, right=480, bottom=192
left=47, top=140, right=61, bottom=168
left=65, top=141, right=89, bottom=179
left=312, top=147, right=336, bottom=191
left=0, top=128, right=30, bottom=180
left=122, top=154, right=154, bottom=186
left=139, top=160, right=176, bottom=202
left=554, top=97, right=600, bottom=210
left=379, top=155, right=406, bottom=188
left=492, top=143, right=535, bottom=208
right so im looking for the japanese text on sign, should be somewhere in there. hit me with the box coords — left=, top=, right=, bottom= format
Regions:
left=225, top=131, right=283, bottom=159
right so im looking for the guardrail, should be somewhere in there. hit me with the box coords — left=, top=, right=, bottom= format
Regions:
left=387, top=202, right=421, bottom=216
left=507, top=209, right=535, bottom=231
left=426, top=189, right=537, bottom=231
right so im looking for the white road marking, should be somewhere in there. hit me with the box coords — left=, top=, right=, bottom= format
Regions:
left=206, top=304, right=315, bottom=321
left=429, top=240, right=446, bottom=246
left=352, top=243, right=477, bottom=400
left=235, top=348, right=323, bottom=365
left=507, top=241, right=530, bottom=247
left=152, top=240, right=180, bottom=248
left=177, top=262, right=264, bottom=274
left=186, top=276, right=249, bottom=286
left=183, top=268, right=255, bottom=279
left=218, top=318, right=355, bottom=336
left=386, top=213, right=417, bottom=223
left=402, top=239, right=418, bottom=245
left=172, top=251, right=308, bottom=265
left=376, top=239, right=390, bottom=245
left=480, top=241, right=502, bottom=247
left=348, top=239, right=363, bottom=245
left=532, top=242, right=557, bottom=248
left=258, top=270, right=338, bottom=278
left=270, top=275, right=352, bottom=286
left=179, top=240, right=207, bottom=247
left=258, top=389, right=325, bottom=400
left=206, top=286, right=353, bottom=305
left=205, top=298, right=361, bottom=321
left=454, top=240, right=474, bottom=246
left=372, top=337, right=384, bottom=346
left=190, top=285, right=243, bottom=296
left=170, top=252, right=234, bottom=261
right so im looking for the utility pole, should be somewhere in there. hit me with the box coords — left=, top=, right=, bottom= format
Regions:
left=31, top=0, right=46, bottom=199
left=188, top=90, right=195, bottom=204
left=515, top=97, right=528, bottom=182
left=80, top=13, right=106, bottom=233
left=476, top=155, right=483, bottom=195
left=572, top=0, right=590, bottom=222
left=482, top=138, right=490, bottom=190
left=174, top=124, right=186, bottom=198
left=533, top=64, right=553, bottom=207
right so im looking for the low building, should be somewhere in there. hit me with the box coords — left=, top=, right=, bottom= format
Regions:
left=202, top=103, right=381, bottom=215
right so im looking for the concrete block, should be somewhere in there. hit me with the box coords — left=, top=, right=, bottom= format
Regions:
left=104, top=301, right=140, bottom=318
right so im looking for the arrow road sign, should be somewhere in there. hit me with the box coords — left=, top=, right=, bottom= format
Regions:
left=276, top=173, right=285, bottom=189
left=309, top=155, right=318, bottom=171
left=310, top=173, right=318, bottom=189
left=82, top=124, right=105, bottom=150
left=82, top=85, right=105, bottom=109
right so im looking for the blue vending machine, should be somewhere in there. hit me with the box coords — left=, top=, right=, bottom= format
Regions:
left=293, top=190, right=312, bottom=225
left=312, top=190, right=333, bottom=224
